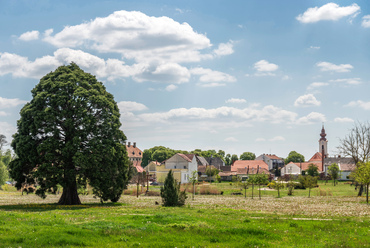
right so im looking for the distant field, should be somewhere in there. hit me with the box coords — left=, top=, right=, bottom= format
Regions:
left=0, top=181, right=369, bottom=247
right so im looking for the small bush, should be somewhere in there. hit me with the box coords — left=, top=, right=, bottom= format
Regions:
left=289, top=223, right=298, bottom=228
left=199, top=185, right=220, bottom=195
left=146, top=191, right=160, bottom=196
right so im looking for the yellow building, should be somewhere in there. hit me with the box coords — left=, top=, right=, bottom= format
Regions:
left=155, top=153, right=198, bottom=184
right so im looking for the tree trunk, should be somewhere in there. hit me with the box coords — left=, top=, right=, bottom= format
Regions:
left=358, top=185, right=364, bottom=196
left=58, top=181, right=81, bottom=205
left=259, top=184, right=261, bottom=200
left=308, top=188, right=311, bottom=198
left=367, top=184, right=369, bottom=204
left=252, top=184, right=254, bottom=199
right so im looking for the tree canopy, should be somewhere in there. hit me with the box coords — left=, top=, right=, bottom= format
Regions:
left=307, top=164, right=319, bottom=177
left=240, top=152, right=256, bottom=160
left=284, top=151, right=305, bottom=164
left=352, top=162, right=370, bottom=203
left=328, top=163, right=340, bottom=186
left=9, top=63, right=131, bottom=205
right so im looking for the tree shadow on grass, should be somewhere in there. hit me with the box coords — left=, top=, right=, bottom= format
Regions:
left=0, top=202, right=126, bottom=212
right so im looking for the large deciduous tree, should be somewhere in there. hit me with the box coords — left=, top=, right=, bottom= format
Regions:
left=9, top=63, right=131, bottom=205
left=240, top=152, right=256, bottom=161
left=338, top=122, right=370, bottom=196
left=284, top=151, right=305, bottom=164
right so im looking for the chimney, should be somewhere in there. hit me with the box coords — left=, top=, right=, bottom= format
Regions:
left=128, top=142, right=131, bottom=147
left=133, top=142, right=136, bottom=148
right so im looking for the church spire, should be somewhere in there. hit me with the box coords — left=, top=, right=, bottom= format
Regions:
left=320, top=123, right=327, bottom=141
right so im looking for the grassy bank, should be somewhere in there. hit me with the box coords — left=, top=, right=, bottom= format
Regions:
left=0, top=183, right=369, bottom=247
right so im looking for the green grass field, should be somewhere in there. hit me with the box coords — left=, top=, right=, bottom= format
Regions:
left=0, top=181, right=369, bottom=247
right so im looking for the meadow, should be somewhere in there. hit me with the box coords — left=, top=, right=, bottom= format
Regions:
left=0, top=181, right=369, bottom=247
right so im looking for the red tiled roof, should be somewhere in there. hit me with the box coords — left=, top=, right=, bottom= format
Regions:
left=291, top=161, right=322, bottom=172
left=126, top=145, right=143, bottom=159
left=265, top=154, right=282, bottom=160
left=178, top=153, right=193, bottom=162
left=339, top=163, right=356, bottom=171
left=309, top=152, right=322, bottom=162
left=231, top=160, right=269, bottom=172
left=184, top=154, right=195, bottom=160
left=219, top=171, right=237, bottom=177
left=132, top=160, right=144, bottom=173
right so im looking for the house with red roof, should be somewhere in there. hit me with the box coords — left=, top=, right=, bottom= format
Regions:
left=219, top=160, right=270, bottom=181
left=255, top=154, right=285, bottom=176
left=126, top=142, right=144, bottom=173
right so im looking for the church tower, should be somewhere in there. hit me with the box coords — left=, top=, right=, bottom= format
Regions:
left=319, top=124, right=328, bottom=172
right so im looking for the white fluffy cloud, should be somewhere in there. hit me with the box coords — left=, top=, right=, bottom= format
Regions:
left=0, top=97, right=27, bottom=109
left=165, top=84, right=178, bottom=92
left=362, top=15, right=370, bottom=28
left=316, top=61, right=353, bottom=73
left=307, top=82, right=329, bottom=90
left=329, top=78, right=362, bottom=85
left=225, top=98, right=246, bottom=104
left=294, top=94, right=321, bottom=107
left=254, top=60, right=278, bottom=72
left=42, top=10, right=211, bottom=63
left=118, top=101, right=148, bottom=112
left=296, top=112, right=326, bottom=125
left=296, top=3, right=360, bottom=23
left=191, top=67, right=236, bottom=87
left=213, top=41, right=234, bottom=56
left=0, top=48, right=193, bottom=84
left=19, top=30, right=40, bottom=41
left=334, top=117, right=354, bottom=123
left=137, top=104, right=297, bottom=124
left=346, top=100, right=370, bottom=110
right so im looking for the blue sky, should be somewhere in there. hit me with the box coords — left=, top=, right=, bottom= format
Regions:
left=1, top=0, right=370, bottom=160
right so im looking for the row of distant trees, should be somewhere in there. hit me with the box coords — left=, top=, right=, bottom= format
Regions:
left=141, top=146, right=257, bottom=167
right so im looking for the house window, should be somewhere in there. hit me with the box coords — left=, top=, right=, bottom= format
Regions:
left=174, top=166, right=176, bottom=169
left=184, top=166, right=186, bottom=169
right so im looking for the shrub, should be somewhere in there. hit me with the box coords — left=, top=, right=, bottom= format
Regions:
left=146, top=191, right=160, bottom=196
left=160, top=170, right=187, bottom=206
left=199, top=185, right=220, bottom=195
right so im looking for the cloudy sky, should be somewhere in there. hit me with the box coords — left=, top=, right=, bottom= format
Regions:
left=1, top=0, right=369, bottom=159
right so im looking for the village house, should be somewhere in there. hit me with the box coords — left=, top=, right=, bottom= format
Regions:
left=219, top=160, right=270, bottom=181
left=155, top=153, right=198, bottom=184
left=255, top=153, right=284, bottom=176
left=126, top=142, right=144, bottom=173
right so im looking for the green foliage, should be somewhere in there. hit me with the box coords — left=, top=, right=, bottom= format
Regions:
left=286, top=180, right=296, bottom=196
left=328, top=163, right=340, bottom=186
left=141, top=146, right=175, bottom=167
left=254, top=174, right=269, bottom=200
left=270, top=179, right=285, bottom=198
left=352, top=162, right=370, bottom=203
left=141, top=147, right=225, bottom=168
left=300, top=175, right=317, bottom=197
left=225, top=154, right=231, bottom=166
left=231, top=154, right=238, bottom=164
left=307, top=163, right=319, bottom=177
left=240, top=152, right=256, bottom=160
left=9, top=63, right=131, bottom=204
left=160, top=170, right=187, bottom=206
left=285, top=151, right=305, bottom=164
left=205, top=166, right=219, bottom=183
left=0, top=160, right=8, bottom=186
